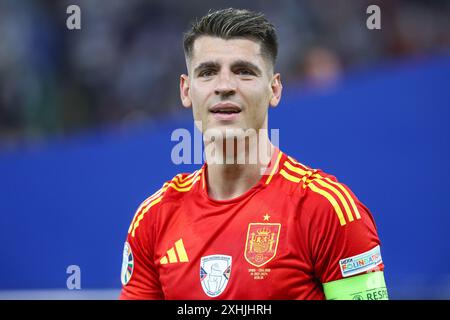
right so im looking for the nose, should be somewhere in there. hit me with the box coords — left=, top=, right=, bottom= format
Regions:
left=214, top=71, right=237, bottom=98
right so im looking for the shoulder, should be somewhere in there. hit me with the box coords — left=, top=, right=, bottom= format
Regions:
left=278, top=154, right=365, bottom=227
left=127, top=168, right=203, bottom=238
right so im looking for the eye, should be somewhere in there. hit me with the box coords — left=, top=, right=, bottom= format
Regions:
left=199, top=69, right=216, bottom=78
left=236, top=69, right=255, bottom=76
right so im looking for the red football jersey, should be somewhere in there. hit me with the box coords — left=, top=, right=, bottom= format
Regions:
left=120, top=149, right=384, bottom=299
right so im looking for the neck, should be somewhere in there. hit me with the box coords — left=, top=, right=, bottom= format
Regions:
left=204, top=131, right=274, bottom=200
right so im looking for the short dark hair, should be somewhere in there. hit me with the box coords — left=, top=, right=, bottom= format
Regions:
left=183, top=8, right=278, bottom=69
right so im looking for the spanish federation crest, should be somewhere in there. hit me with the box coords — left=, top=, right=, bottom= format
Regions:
left=121, top=242, right=134, bottom=286
left=245, top=223, right=281, bottom=267
left=199, top=255, right=232, bottom=297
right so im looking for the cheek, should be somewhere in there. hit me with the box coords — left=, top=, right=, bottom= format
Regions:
left=191, top=81, right=212, bottom=102
left=243, top=84, right=271, bottom=115
left=189, top=85, right=207, bottom=118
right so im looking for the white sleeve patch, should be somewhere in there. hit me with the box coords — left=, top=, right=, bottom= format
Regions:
left=339, top=245, right=383, bottom=277
left=121, top=242, right=134, bottom=286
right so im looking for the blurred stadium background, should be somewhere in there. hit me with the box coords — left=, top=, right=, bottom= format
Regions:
left=0, top=0, right=449, bottom=299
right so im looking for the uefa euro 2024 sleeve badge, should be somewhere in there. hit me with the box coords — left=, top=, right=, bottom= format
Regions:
left=199, top=255, right=232, bottom=297
left=121, top=242, right=134, bottom=286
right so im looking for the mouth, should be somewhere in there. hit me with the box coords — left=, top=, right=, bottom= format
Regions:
left=209, top=103, right=242, bottom=115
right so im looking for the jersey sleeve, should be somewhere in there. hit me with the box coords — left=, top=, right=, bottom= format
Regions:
left=304, top=178, right=387, bottom=296
left=119, top=196, right=164, bottom=300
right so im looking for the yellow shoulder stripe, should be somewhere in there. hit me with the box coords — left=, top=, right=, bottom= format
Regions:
left=130, top=170, right=202, bottom=237
left=131, top=195, right=164, bottom=237
left=172, top=170, right=201, bottom=188
left=323, top=177, right=361, bottom=219
left=173, top=170, right=199, bottom=184
left=167, top=176, right=201, bottom=192
left=314, top=178, right=354, bottom=223
left=308, top=182, right=347, bottom=226
left=127, top=183, right=168, bottom=234
left=282, top=158, right=361, bottom=225
left=280, top=168, right=301, bottom=183
left=265, top=151, right=283, bottom=185
left=128, top=169, right=202, bottom=237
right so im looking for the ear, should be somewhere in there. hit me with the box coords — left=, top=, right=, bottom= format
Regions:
left=269, top=73, right=282, bottom=108
left=180, top=74, right=192, bottom=108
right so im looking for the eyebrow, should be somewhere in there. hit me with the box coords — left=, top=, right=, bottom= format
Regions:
left=193, top=60, right=262, bottom=76
left=193, top=61, right=220, bottom=75
left=232, top=60, right=262, bottom=75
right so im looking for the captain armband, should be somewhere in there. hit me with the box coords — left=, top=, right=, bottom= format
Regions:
left=323, top=271, right=388, bottom=300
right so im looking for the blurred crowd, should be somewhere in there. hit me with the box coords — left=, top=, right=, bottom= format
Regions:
left=0, top=0, right=449, bottom=145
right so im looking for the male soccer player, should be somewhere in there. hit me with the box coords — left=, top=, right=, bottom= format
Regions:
left=120, top=8, right=388, bottom=300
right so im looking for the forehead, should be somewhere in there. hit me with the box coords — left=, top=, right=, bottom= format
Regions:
left=190, top=36, right=264, bottom=67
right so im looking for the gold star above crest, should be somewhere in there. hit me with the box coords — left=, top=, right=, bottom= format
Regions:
left=263, top=214, right=271, bottom=221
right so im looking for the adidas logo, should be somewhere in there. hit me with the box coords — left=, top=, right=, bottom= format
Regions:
left=160, top=239, right=189, bottom=264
